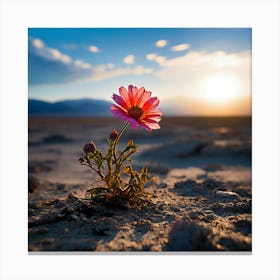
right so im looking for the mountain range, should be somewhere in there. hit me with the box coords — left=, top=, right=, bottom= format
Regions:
left=28, top=98, right=112, bottom=116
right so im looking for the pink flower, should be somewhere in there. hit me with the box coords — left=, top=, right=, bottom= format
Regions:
left=110, top=85, right=162, bottom=131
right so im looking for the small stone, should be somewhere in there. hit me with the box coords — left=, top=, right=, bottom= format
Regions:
left=71, top=214, right=78, bottom=220
left=67, top=207, right=75, bottom=213
left=57, top=213, right=65, bottom=218
left=216, top=191, right=240, bottom=201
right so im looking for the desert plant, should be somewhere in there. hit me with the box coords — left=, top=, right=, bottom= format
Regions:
left=79, top=85, right=162, bottom=209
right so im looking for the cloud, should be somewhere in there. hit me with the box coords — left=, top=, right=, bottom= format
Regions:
left=158, top=50, right=250, bottom=69
left=171, top=43, right=190, bottom=52
left=88, top=45, right=99, bottom=53
left=30, top=38, right=74, bottom=65
left=48, top=48, right=72, bottom=64
left=123, top=54, right=135, bottom=64
left=32, top=38, right=44, bottom=49
left=154, top=50, right=251, bottom=114
left=74, top=60, right=92, bottom=69
left=146, top=53, right=166, bottom=65
left=29, top=38, right=94, bottom=84
left=155, top=40, right=167, bottom=48
left=29, top=37, right=154, bottom=85
left=146, top=53, right=157, bottom=60
left=88, top=65, right=153, bottom=82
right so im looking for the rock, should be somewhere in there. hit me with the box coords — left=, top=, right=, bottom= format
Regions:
left=165, top=218, right=215, bottom=251
left=216, top=191, right=240, bottom=202
left=70, top=214, right=79, bottom=221
left=28, top=174, right=39, bottom=193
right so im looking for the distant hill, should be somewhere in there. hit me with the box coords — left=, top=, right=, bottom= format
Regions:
left=28, top=98, right=112, bottom=116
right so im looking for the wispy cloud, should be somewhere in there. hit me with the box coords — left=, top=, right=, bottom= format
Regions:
left=88, top=64, right=153, bottom=82
left=155, top=40, right=167, bottom=48
left=32, top=38, right=44, bottom=49
left=31, top=38, right=73, bottom=65
left=74, top=60, right=92, bottom=69
left=88, top=45, right=99, bottom=53
left=146, top=53, right=157, bottom=60
left=29, top=37, right=153, bottom=85
left=123, top=54, right=135, bottom=64
left=146, top=53, right=166, bottom=65
left=29, top=37, right=93, bottom=84
left=171, top=43, right=190, bottom=52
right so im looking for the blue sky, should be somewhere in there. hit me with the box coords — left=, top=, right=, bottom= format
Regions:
left=28, top=28, right=251, bottom=115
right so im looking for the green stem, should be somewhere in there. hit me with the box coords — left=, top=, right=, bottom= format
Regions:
left=112, top=121, right=129, bottom=174
left=113, top=122, right=129, bottom=160
left=85, top=157, right=105, bottom=180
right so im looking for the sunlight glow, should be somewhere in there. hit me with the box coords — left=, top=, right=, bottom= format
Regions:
left=201, top=73, right=241, bottom=104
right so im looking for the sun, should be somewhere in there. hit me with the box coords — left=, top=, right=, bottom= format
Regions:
left=201, top=73, right=240, bottom=104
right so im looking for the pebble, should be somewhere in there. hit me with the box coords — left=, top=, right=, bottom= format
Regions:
left=216, top=191, right=240, bottom=201
left=67, top=207, right=75, bottom=213
left=71, top=214, right=79, bottom=220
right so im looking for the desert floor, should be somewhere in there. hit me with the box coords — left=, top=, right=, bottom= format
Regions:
left=28, top=117, right=251, bottom=251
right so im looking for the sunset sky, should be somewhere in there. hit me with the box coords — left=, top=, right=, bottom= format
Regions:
left=28, top=28, right=251, bottom=116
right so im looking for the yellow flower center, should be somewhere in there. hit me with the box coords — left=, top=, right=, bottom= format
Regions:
left=128, top=106, right=143, bottom=120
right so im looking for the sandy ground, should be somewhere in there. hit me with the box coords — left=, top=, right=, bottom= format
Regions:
left=28, top=117, right=251, bottom=251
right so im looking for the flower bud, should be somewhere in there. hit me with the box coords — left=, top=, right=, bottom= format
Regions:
left=109, top=130, right=118, bottom=141
left=83, top=141, right=96, bottom=154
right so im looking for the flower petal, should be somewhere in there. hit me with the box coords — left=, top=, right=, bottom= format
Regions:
left=119, top=86, right=131, bottom=107
left=139, top=122, right=152, bottom=131
left=142, top=115, right=162, bottom=123
left=142, top=109, right=162, bottom=118
left=128, top=84, right=138, bottom=106
left=143, top=97, right=160, bottom=112
left=134, top=87, right=145, bottom=105
left=137, top=90, right=151, bottom=107
left=129, top=121, right=139, bottom=130
left=112, top=94, right=128, bottom=110
left=139, top=121, right=161, bottom=131
left=110, top=104, right=126, bottom=118
left=110, top=105, right=139, bottom=127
